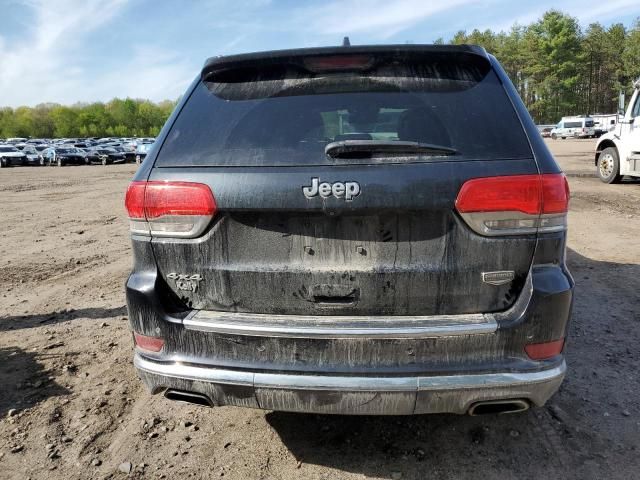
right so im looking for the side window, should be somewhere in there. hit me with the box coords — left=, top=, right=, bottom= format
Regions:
left=632, top=95, right=640, bottom=118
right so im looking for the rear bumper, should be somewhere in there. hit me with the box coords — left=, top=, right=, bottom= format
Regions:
left=126, top=234, right=574, bottom=415
left=135, top=353, right=566, bottom=415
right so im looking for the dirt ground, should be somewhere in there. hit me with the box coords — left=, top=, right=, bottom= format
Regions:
left=0, top=138, right=638, bottom=480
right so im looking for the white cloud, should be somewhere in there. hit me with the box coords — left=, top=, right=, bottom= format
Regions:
left=88, top=45, right=193, bottom=102
left=1, top=0, right=638, bottom=107
left=572, top=0, right=640, bottom=24
left=0, top=0, right=192, bottom=107
left=291, top=0, right=481, bottom=39
left=0, top=0, right=129, bottom=106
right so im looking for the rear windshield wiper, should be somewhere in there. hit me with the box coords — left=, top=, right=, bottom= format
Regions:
left=325, top=140, right=457, bottom=158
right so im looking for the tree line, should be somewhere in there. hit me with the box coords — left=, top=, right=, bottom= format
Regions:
left=1, top=9, right=639, bottom=137
left=0, top=98, right=177, bottom=139
left=442, top=10, right=640, bottom=123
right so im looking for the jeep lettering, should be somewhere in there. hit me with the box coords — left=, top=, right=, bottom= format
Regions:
left=303, top=177, right=361, bottom=200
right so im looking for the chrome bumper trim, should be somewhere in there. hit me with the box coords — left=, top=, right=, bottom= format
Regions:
left=183, top=310, right=497, bottom=339
left=135, top=354, right=565, bottom=391
left=134, top=354, right=566, bottom=415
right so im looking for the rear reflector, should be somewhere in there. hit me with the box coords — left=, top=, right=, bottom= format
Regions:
left=133, top=332, right=165, bottom=352
left=125, top=181, right=216, bottom=238
left=455, top=174, right=569, bottom=236
left=525, top=338, right=565, bottom=360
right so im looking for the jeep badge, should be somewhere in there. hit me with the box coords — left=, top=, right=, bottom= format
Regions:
left=303, top=177, right=361, bottom=201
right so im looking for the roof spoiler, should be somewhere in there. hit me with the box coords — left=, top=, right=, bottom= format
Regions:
left=201, top=44, right=489, bottom=80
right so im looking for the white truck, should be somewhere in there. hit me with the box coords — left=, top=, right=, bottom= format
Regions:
left=595, top=79, right=640, bottom=183
left=550, top=116, right=596, bottom=139
left=591, top=113, right=619, bottom=137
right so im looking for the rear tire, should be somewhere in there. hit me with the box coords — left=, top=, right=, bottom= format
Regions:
left=597, top=147, right=622, bottom=184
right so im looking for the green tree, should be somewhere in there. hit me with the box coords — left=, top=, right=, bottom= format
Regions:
left=623, top=19, right=640, bottom=88
left=0, top=98, right=177, bottom=139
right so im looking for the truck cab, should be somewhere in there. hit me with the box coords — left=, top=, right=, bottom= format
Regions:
left=595, top=79, right=640, bottom=183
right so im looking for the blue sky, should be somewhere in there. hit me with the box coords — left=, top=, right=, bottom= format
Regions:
left=1, top=0, right=639, bottom=107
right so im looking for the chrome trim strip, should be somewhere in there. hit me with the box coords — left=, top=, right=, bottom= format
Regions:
left=183, top=310, right=497, bottom=339
left=135, top=353, right=566, bottom=393
left=417, top=362, right=566, bottom=390
left=134, top=354, right=254, bottom=386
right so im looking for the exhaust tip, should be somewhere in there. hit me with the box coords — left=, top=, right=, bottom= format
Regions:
left=468, top=399, right=530, bottom=416
left=164, top=389, right=212, bottom=407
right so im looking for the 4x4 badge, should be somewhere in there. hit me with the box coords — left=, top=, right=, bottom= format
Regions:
left=167, top=273, right=202, bottom=293
left=303, top=177, right=360, bottom=201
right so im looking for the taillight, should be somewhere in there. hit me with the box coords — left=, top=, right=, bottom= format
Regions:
left=455, top=174, right=569, bottom=236
left=125, top=181, right=216, bottom=238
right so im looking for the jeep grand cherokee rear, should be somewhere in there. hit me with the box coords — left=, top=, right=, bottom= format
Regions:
left=125, top=45, right=573, bottom=415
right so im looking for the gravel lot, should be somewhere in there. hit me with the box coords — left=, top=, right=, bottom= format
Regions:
left=0, top=138, right=638, bottom=480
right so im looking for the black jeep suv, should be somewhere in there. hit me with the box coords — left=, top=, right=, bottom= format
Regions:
left=125, top=45, right=573, bottom=416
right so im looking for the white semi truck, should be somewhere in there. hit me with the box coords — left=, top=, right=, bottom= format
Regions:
left=595, top=79, right=640, bottom=183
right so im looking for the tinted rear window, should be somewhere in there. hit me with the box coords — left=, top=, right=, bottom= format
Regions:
left=157, top=56, right=532, bottom=167
left=564, top=122, right=582, bottom=128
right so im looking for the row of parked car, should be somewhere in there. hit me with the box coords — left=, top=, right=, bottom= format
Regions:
left=0, top=137, right=155, bottom=168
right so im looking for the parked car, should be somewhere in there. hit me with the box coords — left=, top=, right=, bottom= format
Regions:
left=86, top=147, right=126, bottom=165
left=538, top=125, right=554, bottom=138
left=107, top=144, right=137, bottom=163
left=20, top=145, right=44, bottom=165
left=550, top=116, right=595, bottom=139
left=595, top=78, right=640, bottom=183
left=34, top=144, right=50, bottom=153
left=0, top=145, right=27, bottom=167
left=135, top=142, right=154, bottom=163
left=42, top=146, right=87, bottom=166
left=125, top=44, right=573, bottom=416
